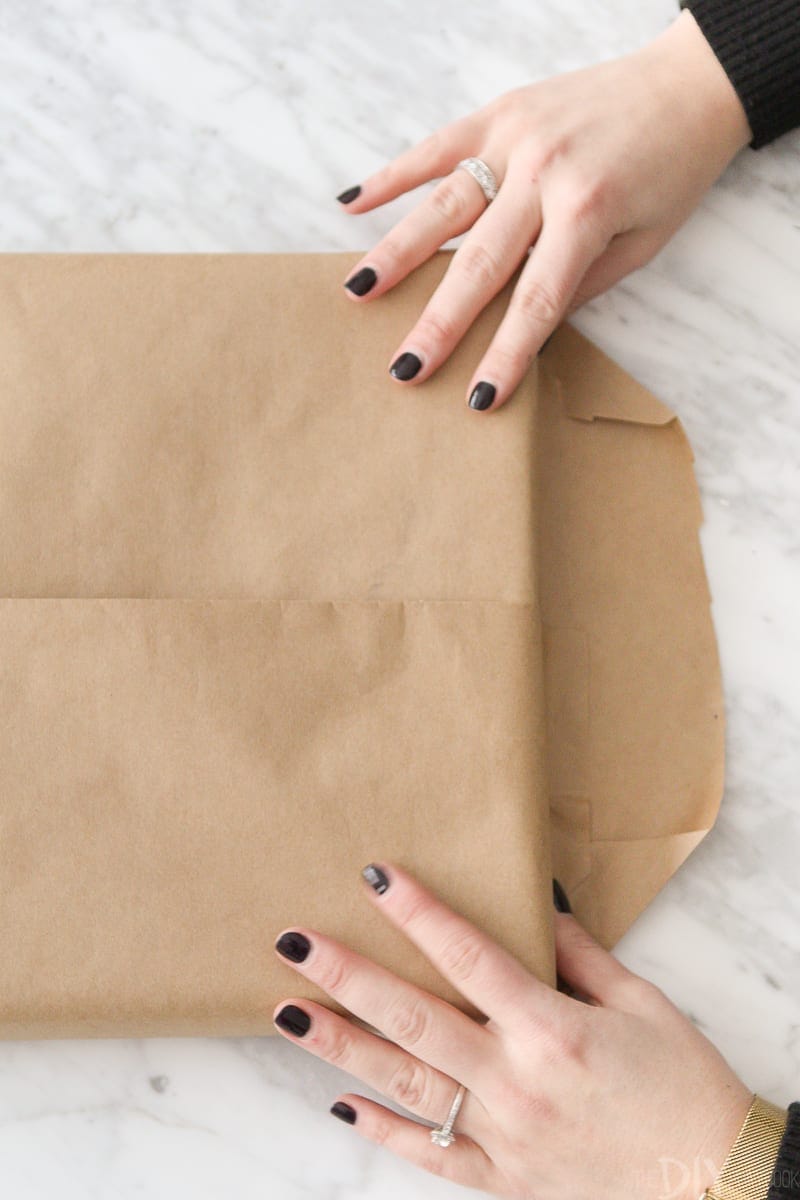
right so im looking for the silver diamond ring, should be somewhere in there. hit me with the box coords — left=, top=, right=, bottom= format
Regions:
left=430, top=1082, right=466, bottom=1148
left=455, top=156, right=498, bottom=202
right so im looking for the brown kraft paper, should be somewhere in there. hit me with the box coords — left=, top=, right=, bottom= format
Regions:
left=0, top=251, right=723, bottom=1038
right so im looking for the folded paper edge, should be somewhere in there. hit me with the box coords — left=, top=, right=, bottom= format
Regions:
left=541, top=323, right=677, bottom=427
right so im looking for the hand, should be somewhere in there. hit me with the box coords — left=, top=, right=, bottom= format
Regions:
left=272, top=860, right=753, bottom=1199
left=336, top=11, right=752, bottom=413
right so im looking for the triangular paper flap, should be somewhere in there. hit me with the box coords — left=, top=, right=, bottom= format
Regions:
left=536, top=347, right=724, bottom=940
left=542, top=323, right=677, bottom=426
left=572, top=829, right=710, bottom=949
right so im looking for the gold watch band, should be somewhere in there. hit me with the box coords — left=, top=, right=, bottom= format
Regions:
left=703, top=1094, right=788, bottom=1200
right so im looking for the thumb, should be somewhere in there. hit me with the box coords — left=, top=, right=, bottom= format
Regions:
left=566, top=227, right=667, bottom=315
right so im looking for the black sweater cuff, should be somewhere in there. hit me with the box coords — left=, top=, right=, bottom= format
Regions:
left=767, top=1101, right=800, bottom=1200
left=679, top=0, right=800, bottom=148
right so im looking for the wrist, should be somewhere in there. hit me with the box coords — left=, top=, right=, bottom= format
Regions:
left=703, top=1094, right=789, bottom=1200
left=644, top=9, right=752, bottom=168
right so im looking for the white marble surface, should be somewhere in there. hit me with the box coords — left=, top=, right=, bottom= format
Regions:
left=0, top=2, right=798, bottom=1197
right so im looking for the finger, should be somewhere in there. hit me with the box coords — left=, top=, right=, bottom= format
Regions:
left=360, top=861, right=561, bottom=1037
left=327, top=1090, right=496, bottom=1193
left=342, top=167, right=489, bottom=304
left=465, top=211, right=607, bottom=413
left=336, top=115, right=480, bottom=214
left=567, top=228, right=663, bottom=313
left=384, top=158, right=541, bottom=383
left=272, top=926, right=490, bottom=1088
left=554, top=911, right=661, bottom=1013
left=271, top=996, right=492, bottom=1135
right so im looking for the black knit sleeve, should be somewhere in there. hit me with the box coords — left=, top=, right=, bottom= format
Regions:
left=767, top=1101, right=800, bottom=1200
left=678, top=0, right=800, bottom=148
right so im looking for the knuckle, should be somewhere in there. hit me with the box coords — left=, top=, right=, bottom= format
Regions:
left=527, top=134, right=565, bottom=177
left=419, top=1148, right=448, bottom=1178
left=394, top=889, right=436, bottom=935
left=516, top=1089, right=557, bottom=1123
left=514, top=1008, right=562, bottom=1051
left=315, top=953, right=351, bottom=998
left=537, top=1020, right=587, bottom=1068
left=493, top=85, right=523, bottom=114
left=372, top=1113, right=395, bottom=1147
left=488, top=340, right=533, bottom=375
left=438, top=928, right=485, bottom=986
left=491, top=1074, right=556, bottom=1123
left=514, top=277, right=563, bottom=326
left=415, top=308, right=456, bottom=346
left=618, top=974, right=665, bottom=1011
left=429, top=177, right=470, bottom=224
left=321, top=1022, right=354, bottom=1069
left=384, top=994, right=431, bottom=1050
left=418, top=128, right=446, bottom=161
left=566, top=177, right=616, bottom=237
left=457, top=241, right=503, bottom=290
left=374, top=235, right=405, bottom=274
left=386, top=1057, right=431, bottom=1110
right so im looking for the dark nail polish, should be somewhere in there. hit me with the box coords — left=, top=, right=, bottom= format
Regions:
left=553, top=879, right=572, bottom=914
left=275, top=931, right=311, bottom=963
left=344, top=266, right=377, bottom=296
left=337, top=185, right=361, bottom=204
left=362, top=863, right=390, bottom=894
left=468, top=381, right=496, bottom=411
left=389, top=352, right=422, bottom=381
left=274, top=1003, right=311, bottom=1037
left=330, top=1101, right=357, bottom=1125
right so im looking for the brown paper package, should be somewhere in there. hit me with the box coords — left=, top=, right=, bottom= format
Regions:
left=0, top=251, right=723, bottom=1039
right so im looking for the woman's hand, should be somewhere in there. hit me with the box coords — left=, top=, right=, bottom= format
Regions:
left=336, top=10, right=752, bottom=413
left=272, top=860, right=752, bottom=1200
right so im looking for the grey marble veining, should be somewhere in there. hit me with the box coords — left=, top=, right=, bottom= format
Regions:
left=0, top=2, right=798, bottom=1197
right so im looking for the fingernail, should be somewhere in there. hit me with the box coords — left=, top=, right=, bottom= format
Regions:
left=468, top=381, right=496, bottom=411
left=275, top=931, right=311, bottom=963
left=553, top=879, right=572, bottom=914
left=362, top=863, right=390, bottom=894
left=330, top=1101, right=357, bottom=1125
left=389, top=352, right=421, bottom=381
left=337, top=185, right=361, bottom=204
left=274, top=1004, right=311, bottom=1037
left=344, top=266, right=377, bottom=296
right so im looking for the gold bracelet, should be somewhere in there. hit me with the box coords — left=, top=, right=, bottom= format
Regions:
left=702, top=1094, right=788, bottom=1200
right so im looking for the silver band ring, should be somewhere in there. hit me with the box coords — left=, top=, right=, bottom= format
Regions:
left=430, top=1082, right=467, bottom=1148
left=455, top=156, right=498, bottom=203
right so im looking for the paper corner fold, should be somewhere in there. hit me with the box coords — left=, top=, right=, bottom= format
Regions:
left=541, top=322, right=677, bottom=428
